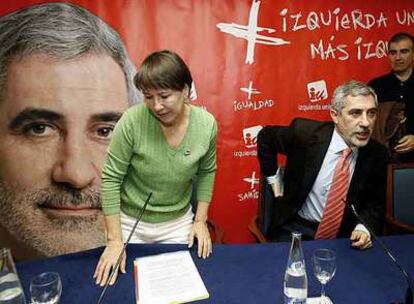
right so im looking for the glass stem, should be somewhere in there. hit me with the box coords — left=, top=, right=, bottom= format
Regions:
left=321, top=283, right=326, bottom=299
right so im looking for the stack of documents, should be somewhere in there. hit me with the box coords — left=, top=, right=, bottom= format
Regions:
left=134, top=250, right=209, bottom=304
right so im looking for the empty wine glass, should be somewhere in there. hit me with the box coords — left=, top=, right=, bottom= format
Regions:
left=312, top=249, right=336, bottom=304
left=30, top=272, right=61, bottom=304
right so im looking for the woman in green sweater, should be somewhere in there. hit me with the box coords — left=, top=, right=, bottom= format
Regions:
left=94, top=50, right=217, bottom=286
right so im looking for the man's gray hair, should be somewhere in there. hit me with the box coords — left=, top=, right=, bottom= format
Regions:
left=0, top=2, right=139, bottom=104
left=331, top=80, right=377, bottom=112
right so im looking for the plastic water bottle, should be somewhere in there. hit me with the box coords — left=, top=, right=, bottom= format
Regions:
left=283, top=232, right=307, bottom=304
left=0, top=248, right=25, bottom=304
left=0, top=271, right=25, bottom=304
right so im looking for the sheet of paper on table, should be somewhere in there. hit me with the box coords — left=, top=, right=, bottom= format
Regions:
left=134, top=250, right=209, bottom=304
left=307, top=296, right=333, bottom=303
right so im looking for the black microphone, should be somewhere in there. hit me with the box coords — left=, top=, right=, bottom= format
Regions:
left=347, top=203, right=414, bottom=304
left=97, top=192, right=152, bottom=304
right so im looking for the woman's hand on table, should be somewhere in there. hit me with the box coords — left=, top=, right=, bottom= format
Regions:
left=188, top=220, right=212, bottom=259
left=93, top=240, right=126, bottom=286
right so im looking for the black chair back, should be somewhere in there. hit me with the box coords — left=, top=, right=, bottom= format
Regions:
left=386, top=162, right=414, bottom=234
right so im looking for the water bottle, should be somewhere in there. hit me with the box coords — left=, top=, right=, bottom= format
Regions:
left=0, top=248, right=25, bottom=304
left=283, top=231, right=307, bottom=304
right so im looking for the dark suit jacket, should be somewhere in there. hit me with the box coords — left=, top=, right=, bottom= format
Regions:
left=257, top=118, right=388, bottom=237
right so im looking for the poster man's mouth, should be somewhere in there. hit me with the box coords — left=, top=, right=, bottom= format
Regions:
left=38, top=204, right=101, bottom=217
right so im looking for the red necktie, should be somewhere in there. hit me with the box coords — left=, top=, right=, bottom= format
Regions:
left=315, top=147, right=352, bottom=239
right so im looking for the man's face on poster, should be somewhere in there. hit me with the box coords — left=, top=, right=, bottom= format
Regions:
left=0, top=54, right=129, bottom=260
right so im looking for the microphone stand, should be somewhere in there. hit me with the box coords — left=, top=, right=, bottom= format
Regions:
left=348, top=204, right=414, bottom=304
left=97, top=192, right=153, bottom=304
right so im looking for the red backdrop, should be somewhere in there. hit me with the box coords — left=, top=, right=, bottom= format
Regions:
left=1, top=0, right=413, bottom=243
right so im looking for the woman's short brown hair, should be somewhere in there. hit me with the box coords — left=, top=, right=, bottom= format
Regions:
left=134, top=50, right=192, bottom=93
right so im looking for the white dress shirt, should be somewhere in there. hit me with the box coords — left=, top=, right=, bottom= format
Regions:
left=297, top=129, right=369, bottom=235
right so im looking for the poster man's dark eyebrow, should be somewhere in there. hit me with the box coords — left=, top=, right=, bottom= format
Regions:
left=9, top=108, right=63, bottom=129
left=90, top=112, right=124, bottom=123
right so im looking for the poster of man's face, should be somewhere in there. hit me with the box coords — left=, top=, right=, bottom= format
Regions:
left=0, top=2, right=136, bottom=261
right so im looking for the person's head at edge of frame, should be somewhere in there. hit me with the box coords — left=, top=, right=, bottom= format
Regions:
left=0, top=2, right=139, bottom=261
left=330, top=80, right=378, bottom=149
left=134, top=50, right=193, bottom=127
left=387, top=32, right=414, bottom=80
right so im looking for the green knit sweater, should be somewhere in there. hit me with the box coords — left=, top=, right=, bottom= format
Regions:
left=101, top=103, right=217, bottom=223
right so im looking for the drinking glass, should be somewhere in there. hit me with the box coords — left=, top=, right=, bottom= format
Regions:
left=312, top=249, right=336, bottom=304
left=30, top=272, right=61, bottom=304
left=0, top=248, right=26, bottom=304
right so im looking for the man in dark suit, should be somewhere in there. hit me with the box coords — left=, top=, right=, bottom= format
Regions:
left=257, top=80, right=388, bottom=250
